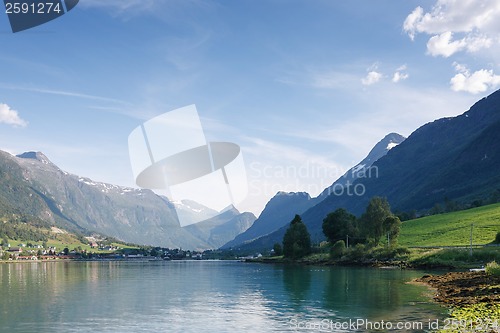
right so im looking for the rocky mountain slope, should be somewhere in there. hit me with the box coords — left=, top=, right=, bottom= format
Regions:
left=0, top=151, right=253, bottom=249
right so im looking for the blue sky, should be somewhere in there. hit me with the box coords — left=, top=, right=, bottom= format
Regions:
left=1, top=0, right=499, bottom=215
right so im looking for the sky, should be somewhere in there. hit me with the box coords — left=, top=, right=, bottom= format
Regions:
left=0, top=0, right=499, bottom=216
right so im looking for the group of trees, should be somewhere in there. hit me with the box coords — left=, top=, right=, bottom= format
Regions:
left=322, top=197, right=401, bottom=248
left=277, top=196, right=401, bottom=260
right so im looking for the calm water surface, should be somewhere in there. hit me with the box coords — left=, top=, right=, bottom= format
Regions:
left=0, top=261, right=444, bottom=332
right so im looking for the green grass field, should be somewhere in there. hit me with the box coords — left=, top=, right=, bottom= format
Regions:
left=399, top=203, right=500, bottom=247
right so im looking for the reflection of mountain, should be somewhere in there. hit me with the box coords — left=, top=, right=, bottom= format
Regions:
left=0, top=150, right=253, bottom=249
left=0, top=262, right=442, bottom=329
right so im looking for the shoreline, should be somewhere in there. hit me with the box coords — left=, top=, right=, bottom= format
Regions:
left=416, top=271, right=500, bottom=307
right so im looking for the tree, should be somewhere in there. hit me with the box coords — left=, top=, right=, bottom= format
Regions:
left=322, top=208, right=357, bottom=243
left=273, top=243, right=283, bottom=256
left=359, top=197, right=392, bottom=245
left=383, top=215, right=402, bottom=247
left=495, top=231, right=500, bottom=244
left=283, top=215, right=311, bottom=259
left=1, top=238, right=8, bottom=247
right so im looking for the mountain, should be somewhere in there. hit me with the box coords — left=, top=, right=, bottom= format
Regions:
left=238, top=89, right=500, bottom=250
left=184, top=207, right=256, bottom=249
left=173, top=200, right=219, bottom=226
left=317, top=133, right=405, bottom=199
left=223, top=133, right=405, bottom=250
left=221, top=192, right=313, bottom=249
left=0, top=150, right=252, bottom=249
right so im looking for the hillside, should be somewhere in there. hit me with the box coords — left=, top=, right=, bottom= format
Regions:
left=0, top=151, right=253, bottom=249
left=239, top=89, right=500, bottom=251
left=399, top=203, right=500, bottom=247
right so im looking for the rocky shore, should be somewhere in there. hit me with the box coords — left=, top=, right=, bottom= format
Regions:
left=417, top=271, right=500, bottom=306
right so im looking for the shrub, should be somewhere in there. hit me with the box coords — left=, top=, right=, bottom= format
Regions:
left=330, top=240, right=346, bottom=259
left=486, top=261, right=500, bottom=276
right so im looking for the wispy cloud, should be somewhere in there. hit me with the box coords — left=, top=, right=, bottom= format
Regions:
left=274, top=85, right=478, bottom=154
left=0, top=84, right=129, bottom=105
left=79, top=0, right=159, bottom=14
left=0, top=103, right=28, bottom=128
left=361, top=71, right=383, bottom=86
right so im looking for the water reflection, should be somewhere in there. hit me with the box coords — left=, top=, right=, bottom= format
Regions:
left=0, top=262, right=443, bottom=333
left=282, top=265, right=311, bottom=304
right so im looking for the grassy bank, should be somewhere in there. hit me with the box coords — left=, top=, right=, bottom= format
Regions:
left=249, top=246, right=500, bottom=270
left=399, top=203, right=500, bottom=247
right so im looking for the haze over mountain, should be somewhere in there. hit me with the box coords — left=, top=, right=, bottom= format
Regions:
left=232, top=89, right=500, bottom=251
left=0, top=151, right=253, bottom=250
left=222, top=191, right=313, bottom=249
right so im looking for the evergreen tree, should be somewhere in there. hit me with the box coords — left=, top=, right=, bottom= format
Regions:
left=283, top=215, right=311, bottom=259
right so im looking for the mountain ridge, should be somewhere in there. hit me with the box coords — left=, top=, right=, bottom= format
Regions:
left=0, top=151, right=253, bottom=249
left=223, top=132, right=406, bottom=250
left=236, top=89, right=500, bottom=251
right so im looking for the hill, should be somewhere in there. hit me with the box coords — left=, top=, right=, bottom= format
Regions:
left=399, top=203, right=500, bottom=247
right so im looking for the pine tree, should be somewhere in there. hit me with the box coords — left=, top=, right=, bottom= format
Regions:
left=283, top=215, right=311, bottom=259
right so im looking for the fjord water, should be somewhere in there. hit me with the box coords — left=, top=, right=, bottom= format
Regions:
left=0, top=261, right=443, bottom=332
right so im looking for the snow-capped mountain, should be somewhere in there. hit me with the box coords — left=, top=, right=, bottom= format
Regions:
left=317, top=132, right=406, bottom=198
left=223, top=133, right=405, bottom=250
left=0, top=150, right=253, bottom=249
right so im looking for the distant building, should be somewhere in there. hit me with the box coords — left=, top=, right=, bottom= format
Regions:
left=7, top=247, right=22, bottom=253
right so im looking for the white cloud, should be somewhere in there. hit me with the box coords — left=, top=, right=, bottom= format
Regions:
left=404, top=0, right=500, bottom=57
left=426, top=31, right=492, bottom=57
left=0, top=104, right=27, bottom=128
left=392, top=65, right=409, bottom=83
left=450, top=64, right=500, bottom=94
left=361, top=71, right=383, bottom=86
left=403, top=6, right=424, bottom=41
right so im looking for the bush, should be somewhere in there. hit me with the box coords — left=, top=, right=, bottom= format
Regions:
left=330, top=240, right=346, bottom=259
left=486, top=261, right=500, bottom=276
